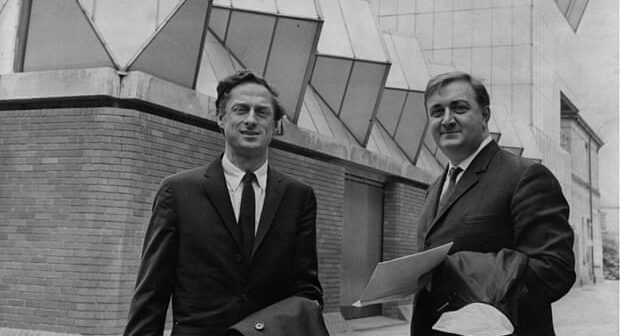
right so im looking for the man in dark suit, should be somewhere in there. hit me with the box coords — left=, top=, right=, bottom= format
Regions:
left=411, top=71, right=576, bottom=336
left=124, top=69, right=323, bottom=336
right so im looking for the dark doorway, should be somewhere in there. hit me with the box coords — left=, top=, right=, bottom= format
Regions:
left=339, top=176, right=384, bottom=319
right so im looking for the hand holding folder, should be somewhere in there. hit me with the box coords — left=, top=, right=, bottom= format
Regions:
left=353, top=242, right=453, bottom=307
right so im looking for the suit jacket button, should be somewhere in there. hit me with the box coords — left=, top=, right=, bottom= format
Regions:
left=254, top=321, right=265, bottom=331
left=234, top=254, right=242, bottom=263
left=241, top=294, right=248, bottom=302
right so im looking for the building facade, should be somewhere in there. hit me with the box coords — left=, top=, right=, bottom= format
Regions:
left=372, top=0, right=603, bottom=284
left=0, top=0, right=602, bottom=335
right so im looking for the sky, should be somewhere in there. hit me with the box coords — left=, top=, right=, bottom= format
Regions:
left=575, top=0, right=619, bottom=207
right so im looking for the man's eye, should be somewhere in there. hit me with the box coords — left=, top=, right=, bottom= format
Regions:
left=429, top=107, right=444, bottom=117
left=232, top=105, right=247, bottom=113
left=257, top=109, right=272, bottom=117
left=452, top=103, right=469, bottom=113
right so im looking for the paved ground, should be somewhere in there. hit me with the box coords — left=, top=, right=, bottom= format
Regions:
left=335, top=280, right=619, bottom=336
left=0, top=281, right=616, bottom=336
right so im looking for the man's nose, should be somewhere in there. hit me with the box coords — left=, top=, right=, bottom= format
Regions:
left=244, top=109, right=258, bottom=124
left=440, top=107, right=455, bottom=125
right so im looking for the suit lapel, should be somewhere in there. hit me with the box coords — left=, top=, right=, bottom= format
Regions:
left=202, top=157, right=243, bottom=250
left=252, top=167, right=284, bottom=257
left=424, top=141, right=500, bottom=240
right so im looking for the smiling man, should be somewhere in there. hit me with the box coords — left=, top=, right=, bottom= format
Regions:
left=411, top=71, right=576, bottom=336
left=124, top=69, right=324, bottom=336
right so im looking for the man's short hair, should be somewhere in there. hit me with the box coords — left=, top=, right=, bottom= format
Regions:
left=424, top=71, right=490, bottom=110
left=215, top=69, right=284, bottom=121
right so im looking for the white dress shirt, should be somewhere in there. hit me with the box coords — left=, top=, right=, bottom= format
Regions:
left=221, top=155, right=268, bottom=234
left=440, top=135, right=493, bottom=198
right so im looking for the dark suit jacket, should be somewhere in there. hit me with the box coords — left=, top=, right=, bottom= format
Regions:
left=224, top=296, right=329, bottom=336
left=124, top=156, right=323, bottom=336
left=412, top=141, right=575, bottom=336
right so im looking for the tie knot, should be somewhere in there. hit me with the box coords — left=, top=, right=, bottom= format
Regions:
left=242, top=172, right=256, bottom=185
left=448, top=166, right=463, bottom=182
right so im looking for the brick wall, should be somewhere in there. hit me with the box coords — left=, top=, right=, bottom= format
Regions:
left=0, top=107, right=344, bottom=334
left=381, top=179, right=427, bottom=318
left=268, top=149, right=345, bottom=313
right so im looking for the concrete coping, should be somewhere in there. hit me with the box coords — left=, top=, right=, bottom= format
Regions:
left=0, top=67, right=434, bottom=185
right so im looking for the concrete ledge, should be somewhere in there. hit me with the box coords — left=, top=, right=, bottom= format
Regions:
left=0, top=328, right=80, bottom=336
left=0, top=68, right=434, bottom=185
left=0, top=67, right=120, bottom=100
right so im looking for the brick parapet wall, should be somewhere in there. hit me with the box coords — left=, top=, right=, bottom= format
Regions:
left=381, top=178, right=427, bottom=319
left=0, top=107, right=344, bottom=334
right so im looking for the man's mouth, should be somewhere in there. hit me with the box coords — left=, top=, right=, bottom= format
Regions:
left=240, top=130, right=260, bottom=136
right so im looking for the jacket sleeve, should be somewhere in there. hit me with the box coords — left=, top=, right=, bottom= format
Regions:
left=124, top=181, right=179, bottom=336
left=511, top=163, right=576, bottom=303
left=292, top=188, right=324, bottom=306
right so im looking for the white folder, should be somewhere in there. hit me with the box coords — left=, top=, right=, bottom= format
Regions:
left=353, top=242, right=453, bottom=307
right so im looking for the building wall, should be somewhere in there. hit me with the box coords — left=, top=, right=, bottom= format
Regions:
left=374, top=0, right=603, bottom=287
left=382, top=179, right=427, bottom=318
left=0, top=106, right=351, bottom=334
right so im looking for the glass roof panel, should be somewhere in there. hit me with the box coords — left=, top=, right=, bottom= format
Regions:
left=315, top=0, right=353, bottom=57
left=128, top=0, right=209, bottom=87
left=203, top=31, right=238, bottom=81
left=195, top=56, right=218, bottom=101
left=297, top=102, right=319, bottom=134
left=301, top=87, right=332, bottom=138
left=23, top=0, right=116, bottom=71
left=0, top=0, right=20, bottom=73
left=314, top=88, right=358, bottom=144
left=339, top=61, right=388, bottom=144
left=376, top=88, right=406, bottom=136
left=86, top=0, right=167, bottom=67
left=208, top=7, right=230, bottom=41
left=232, top=0, right=277, bottom=13
left=213, top=0, right=232, bottom=6
left=225, top=10, right=275, bottom=75
left=435, top=146, right=450, bottom=167
left=391, top=34, right=430, bottom=91
left=265, top=18, right=320, bottom=122
left=310, top=56, right=352, bottom=113
left=275, top=0, right=320, bottom=19
left=416, top=145, right=444, bottom=178
left=492, top=104, right=523, bottom=152
left=567, top=0, right=588, bottom=30
left=423, top=125, right=438, bottom=154
left=195, top=30, right=237, bottom=98
left=158, top=0, right=184, bottom=25
left=382, top=33, right=408, bottom=89
left=513, top=119, right=543, bottom=160
left=368, top=122, right=410, bottom=163
left=394, top=91, right=428, bottom=163
left=366, top=128, right=382, bottom=154
left=555, top=0, right=571, bottom=15
left=488, top=111, right=501, bottom=141
left=339, top=0, right=387, bottom=62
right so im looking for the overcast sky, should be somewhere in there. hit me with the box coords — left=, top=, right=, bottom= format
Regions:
left=576, top=0, right=619, bottom=207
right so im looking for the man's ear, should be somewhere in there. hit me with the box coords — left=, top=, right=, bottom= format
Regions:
left=274, top=118, right=283, bottom=136
left=482, top=106, right=491, bottom=122
left=216, top=111, right=225, bottom=133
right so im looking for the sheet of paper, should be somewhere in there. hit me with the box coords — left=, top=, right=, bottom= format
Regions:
left=353, top=242, right=453, bottom=307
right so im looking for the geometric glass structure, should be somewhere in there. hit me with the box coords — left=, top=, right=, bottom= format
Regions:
left=22, top=0, right=119, bottom=71
left=208, top=0, right=322, bottom=122
left=311, top=0, right=390, bottom=146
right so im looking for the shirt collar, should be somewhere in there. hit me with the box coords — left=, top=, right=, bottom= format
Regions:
left=449, top=135, right=493, bottom=172
left=221, top=154, right=268, bottom=192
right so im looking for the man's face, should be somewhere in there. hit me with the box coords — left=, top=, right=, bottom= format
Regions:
left=426, top=80, right=489, bottom=164
left=217, top=82, right=276, bottom=160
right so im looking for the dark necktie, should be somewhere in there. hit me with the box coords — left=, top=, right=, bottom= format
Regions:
left=438, top=166, right=463, bottom=211
left=240, top=172, right=256, bottom=262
